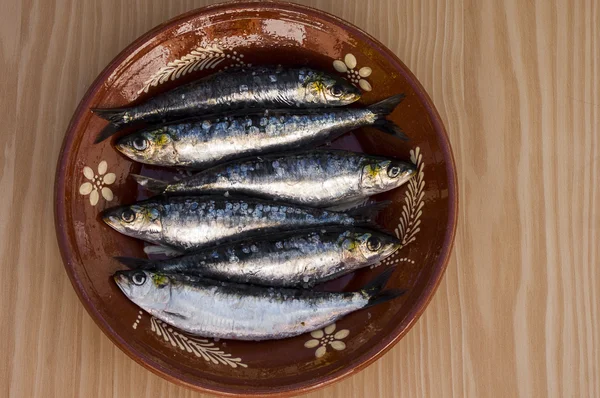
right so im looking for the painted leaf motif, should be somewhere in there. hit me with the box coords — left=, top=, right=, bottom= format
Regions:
left=138, top=45, right=229, bottom=94
left=148, top=317, right=246, bottom=368
left=397, top=146, right=425, bottom=249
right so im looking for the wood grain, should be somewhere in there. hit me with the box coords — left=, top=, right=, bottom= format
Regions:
left=1, top=0, right=598, bottom=396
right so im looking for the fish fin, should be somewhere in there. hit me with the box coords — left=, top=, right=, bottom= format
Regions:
left=114, top=256, right=156, bottom=270
left=368, top=94, right=408, bottom=141
left=94, top=122, right=122, bottom=144
left=368, top=93, right=406, bottom=116
left=347, top=200, right=391, bottom=226
left=131, top=174, right=169, bottom=193
left=91, top=107, right=131, bottom=143
left=163, top=310, right=188, bottom=320
left=362, top=266, right=396, bottom=294
left=143, top=245, right=183, bottom=257
left=372, top=119, right=408, bottom=141
left=91, top=107, right=131, bottom=123
left=364, top=288, right=406, bottom=309
left=326, top=198, right=369, bottom=212
left=361, top=266, right=405, bottom=308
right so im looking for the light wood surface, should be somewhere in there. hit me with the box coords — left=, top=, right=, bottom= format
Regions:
left=1, top=0, right=598, bottom=397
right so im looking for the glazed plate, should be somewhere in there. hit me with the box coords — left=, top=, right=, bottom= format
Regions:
left=54, top=1, right=457, bottom=396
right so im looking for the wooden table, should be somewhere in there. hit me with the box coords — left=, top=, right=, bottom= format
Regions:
left=2, top=0, right=598, bottom=396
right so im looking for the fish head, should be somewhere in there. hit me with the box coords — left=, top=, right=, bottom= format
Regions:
left=102, top=203, right=163, bottom=243
left=115, top=129, right=176, bottom=165
left=346, top=230, right=401, bottom=263
left=360, top=159, right=417, bottom=194
left=114, top=270, right=171, bottom=309
left=302, top=71, right=361, bottom=106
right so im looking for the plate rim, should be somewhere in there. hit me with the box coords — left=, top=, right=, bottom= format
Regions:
left=54, top=1, right=458, bottom=396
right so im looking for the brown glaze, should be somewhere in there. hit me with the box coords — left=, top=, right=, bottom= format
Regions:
left=54, top=1, right=457, bottom=396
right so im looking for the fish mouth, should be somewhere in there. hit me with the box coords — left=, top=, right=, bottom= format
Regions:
left=341, top=92, right=361, bottom=105
left=376, top=237, right=402, bottom=260
left=346, top=84, right=362, bottom=102
left=113, top=271, right=129, bottom=290
left=114, top=143, right=140, bottom=162
left=114, top=141, right=129, bottom=155
left=102, top=212, right=122, bottom=231
left=385, top=242, right=402, bottom=258
left=348, top=92, right=361, bottom=103
left=113, top=271, right=132, bottom=295
left=114, top=270, right=129, bottom=282
left=399, top=165, right=418, bottom=185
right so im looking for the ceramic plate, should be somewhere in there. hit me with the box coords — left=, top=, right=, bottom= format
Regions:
left=55, top=1, right=457, bottom=395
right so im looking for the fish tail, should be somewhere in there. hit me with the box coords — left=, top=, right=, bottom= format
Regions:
left=365, top=288, right=406, bottom=308
left=368, top=93, right=406, bottom=116
left=362, top=266, right=406, bottom=308
left=373, top=119, right=408, bottom=141
left=131, top=174, right=169, bottom=193
left=91, top=107, right=132, bottom=143
left=368, top=94, right=408, bottom=141
left=115, top=256, right=156, bottom=270
left=347, top=200, right=390, bottom=226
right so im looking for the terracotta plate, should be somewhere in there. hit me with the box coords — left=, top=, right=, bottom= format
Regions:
left=54, top=1, right=457, bottom=396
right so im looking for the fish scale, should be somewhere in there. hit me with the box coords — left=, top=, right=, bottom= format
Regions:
left=114, top=267, right=403, bottom=340
left=116, top=227, right=401, bottom=287
left=115, top=94, right=408, bottom=168
left=135, top=149, right=417, bottom=208
left=93, top=67, right=361, bottom=143
left=102, top=195, right=383, bottom=251
left=139, top=69, right=310, bottom=118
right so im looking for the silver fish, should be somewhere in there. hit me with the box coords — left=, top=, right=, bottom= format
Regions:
left=102, top=195, right=384, bottom=251
left=93, top=67, right=361, bottom=142
left=115, top=94, right=407, bottom=169
left=116, top=227, right=400, bottom=287
left=113, top=267, right=403, bottom=340
left=134, top=150, right=417, bottom=208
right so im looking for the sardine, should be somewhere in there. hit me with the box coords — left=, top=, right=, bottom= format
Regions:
left=102, top=195, right=385, bottom=251
left=133, top=150, right=416, bottom=208
left=116, top=227, right=400, bottom=287
left=114, top=94, right=407, bottom=169
left=93, top=67, right=361, bottom=142
left=113, top=267, right=403, bottom=340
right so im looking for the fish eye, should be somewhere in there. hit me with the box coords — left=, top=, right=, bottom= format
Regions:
left=132, top=272, right=146, bottom=286
left=330, top=84, right=344, bottom=97
left=387, top=165, right=401, bottom=178
left=133, top=137, right=147, bottom=151
left=367, top=237, right=382, bottom=251
left=121, top=209, right=135, bottom=223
